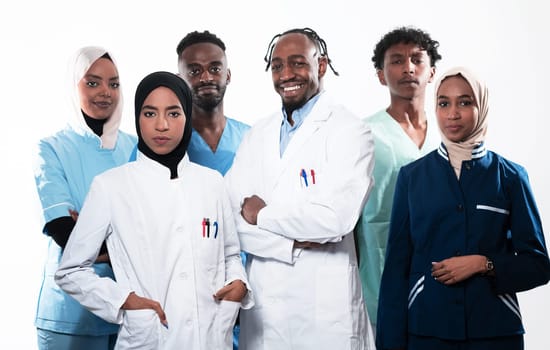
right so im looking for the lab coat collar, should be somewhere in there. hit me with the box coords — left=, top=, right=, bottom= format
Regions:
left=280, top=91, right=332, bottom=161
left=136, top=151, right=191, bottom=180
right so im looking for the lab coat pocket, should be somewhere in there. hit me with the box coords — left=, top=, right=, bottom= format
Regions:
left=118, top=309, right=162, bottom=350
left=299, top=168, right=321, bottom=190
left=315, top=266, right=352, bottom=333
left=216, top=300, right=241, bottom=349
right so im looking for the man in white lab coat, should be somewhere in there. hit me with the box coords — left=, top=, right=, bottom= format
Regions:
left=225, top=28, right=376, bottom=349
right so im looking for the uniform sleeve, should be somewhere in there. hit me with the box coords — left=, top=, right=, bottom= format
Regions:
left=33, top=139, right=76, bottom=231
left=54, top=177, right=131, bottom=324
left=258, top=116, right=374, bottom=242
left=376, top=169, right=412, bottom=350
left=225, top=128, right=296, bottom=263
left=220, top=186, right=255, bottom=309
left=491, top=166, right=550, bottom=293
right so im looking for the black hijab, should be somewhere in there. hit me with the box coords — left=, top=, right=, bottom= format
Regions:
left=134, top=71, right=193, bottom=179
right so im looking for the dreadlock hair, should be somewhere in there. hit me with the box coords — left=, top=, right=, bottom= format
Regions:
left=372, top=26, right=442, bottom=70
left=263, top=27, right=339, bottom=76
left=176, top=30, right=226, bottom=57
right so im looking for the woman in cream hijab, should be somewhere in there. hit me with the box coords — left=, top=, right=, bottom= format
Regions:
left=434, top=66, right=489, bottom=178
left=33, top=46, right=136, bottom=349
left=376, top=67, right=550, bottom=350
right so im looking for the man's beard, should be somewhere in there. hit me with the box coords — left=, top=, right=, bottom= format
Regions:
left=193, top=86, right=226, bottom=112
left=282, top=98, right=307, bottom=116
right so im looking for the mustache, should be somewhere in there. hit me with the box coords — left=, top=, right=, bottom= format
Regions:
left=196, top=82, right=219, bottom=89
left=398, top=78, right=419, bottom=84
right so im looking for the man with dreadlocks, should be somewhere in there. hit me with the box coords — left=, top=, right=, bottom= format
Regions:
left=225, top=27, right=376, bottom=349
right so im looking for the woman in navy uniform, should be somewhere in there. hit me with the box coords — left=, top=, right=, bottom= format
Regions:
left=376, top=66, right=550, bottom=350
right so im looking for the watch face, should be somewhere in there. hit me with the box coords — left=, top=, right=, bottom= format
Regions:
left=487, top=260, right=494, bottom=271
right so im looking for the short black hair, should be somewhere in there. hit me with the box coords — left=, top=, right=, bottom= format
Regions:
left=372, top=26, right=442, bottom=70
left=176, top=30, right=226, bottom=57
left=263, top=27, right=339, bottom=76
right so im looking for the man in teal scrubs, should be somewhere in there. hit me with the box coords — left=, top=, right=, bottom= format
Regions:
left=355, top=26, right=442, bottom=329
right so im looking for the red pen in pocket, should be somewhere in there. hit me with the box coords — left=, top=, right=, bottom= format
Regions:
left=310, top=169, right=316, bottom=184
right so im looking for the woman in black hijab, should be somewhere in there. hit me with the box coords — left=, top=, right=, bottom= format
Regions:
left=56, top=72, right=253, bottom=349
left=134, top=71, right=192, bottom=179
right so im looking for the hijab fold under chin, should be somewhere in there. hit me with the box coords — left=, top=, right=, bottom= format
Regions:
left=134, top=71, right=193, bottom=179
left=434, top=66, right=489, bottom=178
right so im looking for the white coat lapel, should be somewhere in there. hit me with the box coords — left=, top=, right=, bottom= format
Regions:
left=279, top=94, right=331, bottom=167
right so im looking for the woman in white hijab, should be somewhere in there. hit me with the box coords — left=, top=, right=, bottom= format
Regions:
left=376, top=67, right=550, bottom=350
left=33, top=46, right=136, bottom=349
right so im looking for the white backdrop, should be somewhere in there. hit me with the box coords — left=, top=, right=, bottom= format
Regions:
left=1, top=0, right=548, bottom=348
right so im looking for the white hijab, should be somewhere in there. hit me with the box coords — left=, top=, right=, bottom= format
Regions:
left=68, top=46, right=123, bottom=149
left=434, top=66, right=489, bottom=178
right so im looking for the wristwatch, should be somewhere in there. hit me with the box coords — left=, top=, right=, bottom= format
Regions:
left=485, top=258, right=494, bottom=273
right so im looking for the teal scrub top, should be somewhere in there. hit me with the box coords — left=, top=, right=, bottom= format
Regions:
left=355, top=109, right=439, bottom=326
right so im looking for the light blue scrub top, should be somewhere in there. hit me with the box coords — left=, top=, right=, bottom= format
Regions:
left=34, top=124, right=136, bottom=335
left=187, top=117, right=250, bottom=176
left=355, top=109, right=439, bottom=327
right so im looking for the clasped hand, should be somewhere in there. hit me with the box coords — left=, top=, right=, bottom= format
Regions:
left=240, top=195, right=266, bottom=225
left=431, top=254, right=487, bottom=285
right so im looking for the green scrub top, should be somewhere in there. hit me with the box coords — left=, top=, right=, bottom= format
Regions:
left=355, top=109, right=439, bottom=327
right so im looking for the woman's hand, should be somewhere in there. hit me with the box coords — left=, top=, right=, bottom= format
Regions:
left=431, top=255, right=487, bottom=285
left=122, top=292, right=168, bottom=328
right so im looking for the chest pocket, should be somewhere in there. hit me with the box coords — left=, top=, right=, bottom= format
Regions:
left=475, top=200, right=511, bottom=239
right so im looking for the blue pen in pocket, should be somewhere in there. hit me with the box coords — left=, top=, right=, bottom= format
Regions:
left=213, top=221, right=219, bottom=238
left=300, top=168, right=308, bottom=187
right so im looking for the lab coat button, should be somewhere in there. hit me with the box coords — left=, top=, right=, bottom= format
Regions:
left=176, top=226, right=184, bottom=232
left=457, top=204, right=464, bottom=211
left=186, top=320, right=192, bottom=327
left=465, top=163, right=471, bottom=170
left=180, top=272, right=188, bottom=279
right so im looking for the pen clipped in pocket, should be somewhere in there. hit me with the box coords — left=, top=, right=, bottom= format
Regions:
left=299, top=168, right=317, bottom=188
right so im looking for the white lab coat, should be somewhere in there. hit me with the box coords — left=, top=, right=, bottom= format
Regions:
left=56, top=153, right=253, bottom=350
left=225, top=93, right=375, bottom=349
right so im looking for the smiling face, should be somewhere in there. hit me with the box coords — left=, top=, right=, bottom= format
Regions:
left=269, top=33, right=327, bottom=116
left=139, top=86, right=186, bottom=155
left=377, top=42, right=435, bottom=101
left=77, top=57, right=120, bottom=120
left=436, top=75, right=479, bottom=142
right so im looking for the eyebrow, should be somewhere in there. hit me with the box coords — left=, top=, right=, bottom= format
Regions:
left=141, top=105, right=158, bottom=111
left=141, top=105, right=182, bottom=111
left=437, top=94, right=474, bottom=99
left=83, top=73, right=119, bottom=81
left=271, top=54, right=306, bottom=62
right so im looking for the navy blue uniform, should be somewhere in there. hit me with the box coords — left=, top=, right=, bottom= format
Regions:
left=376, top=143, right=550, bottom=350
